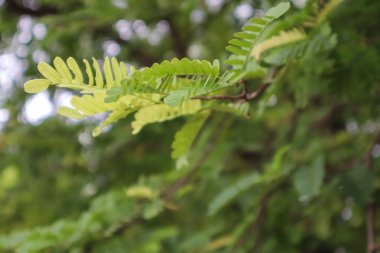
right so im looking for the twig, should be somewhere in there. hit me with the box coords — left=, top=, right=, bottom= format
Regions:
left=365, top=130, right=380, bottom=253
left=195, top=82, right=270, bottom=102
left=165, top=16, right=189, bottom=58
left=195, top=66, right=282, bottom=102
left=231, top=183, right=282, bottom=253
left=4, top=0, right=59, bottom=16
left=162, top=115, right=228, bottom=200
left=83, top=116, right=227, bottom=252
left=82, top=217, right=144, bottom=253
left=367, top=204, right=377, bottom=253
left=233, top=193, right=270, bottom=252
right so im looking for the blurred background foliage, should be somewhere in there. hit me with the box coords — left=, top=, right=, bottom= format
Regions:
left=0, top=0, right=379, bottom=252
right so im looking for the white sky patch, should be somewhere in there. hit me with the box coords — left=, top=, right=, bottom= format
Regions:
left=188, top=44, right=202, bottom=59
left=112, top=0, right=127, bottom=9
left=371, top=144, right=380, bottom=159
left=18, top=31, right=32, bottom=44
left=22, top=91, right=54, bottom=124
left=267, top=95, right=277, bottom=106
left=32, top=23, right=47, bottom=40
left=0, top=109, right=9, bottom=122
left=0, top=0, right=5, bottom=7
left=205, top=0, right=224, bottom=13
left=54, top=90, right=73, bottom=108
left=362, top=120, right=376, bottom=133
left=115, top=19, right=133, bottom=41
left=16, top=45, right=29, bottom=58
left=147, top=32, right=161, bottom=46
left=156, top=20, right=170, bottom=34
left=345, top=120, right=359, bottom=134
left=18, top=15, right=33, bottom=30
left=147, top=20, right=170, bottom=46
left=81, top=182, right=97, bottom=197
left=53, top=91, right=84, bottom=124
left=17, top=16, right=33, bottom=44
left=191, top=9, right=206, bottom=23
left=78, top=130, right=93, bottom=147
left=0, top=109, right=9, bottom=130
left=133, top=20, right=149, bottom=39
left=0, top=53, right=25, bottom=92
left=341, top=207, right=352, bottom=221
left=21, top=0, right=41, bottom=10
left=292, top=0, right=307, bottom=8
left=234, top=3, right=254, bottom=20
left=103, top=40, right=121, bottom=56
left=32, top=49, right=50, bottom=63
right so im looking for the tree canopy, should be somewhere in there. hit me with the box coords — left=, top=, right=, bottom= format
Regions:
left=0, top=0, right=379, bottom=252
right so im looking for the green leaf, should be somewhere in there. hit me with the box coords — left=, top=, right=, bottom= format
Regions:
left=37, top=62, right=61, bottom=83
left=103, top=57, right=114, bottom=88
left=92, top=57, right=104, bottom=88
left=143, top=200, right=164, bottom=220
left=171, top=112, right=210, bottom=159
left=208, top=172, right=260, bottom=215
left=293, top=155, right=325, bottom=202
left=24, top=79, right=51, bottom=93
left=67, top=57, right=83, bottom=83
left=225, top=45, right=249, bottom=55
left=131, top=100, right=201, bottom=134
left=252, top=29, right=307, bottom=60
left=54, top=57, right=72, bottom=82
left=340, top=166, right=374, bottom=206
left=265, top=2, right=291, bottom=18
left=57, top=106, right=84, bottom=119
left=224, top=1, right=291, bottom=70
left=83, top=59, right=94, bottom=86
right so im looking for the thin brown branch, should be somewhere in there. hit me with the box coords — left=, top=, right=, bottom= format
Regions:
left=233, top=193, right=270, bottom=251
left=162, top=115, right=227, bottom=200
left=4, top=0, right=59, bottom=17
left=365, top=130, right=380, bottom=253
left=82, top=217, right=144, bottom=253
left=195, top=82, right=269, bottom=102
left=195, top=66, right=282, bottom=102
left=84, top=116, right=227, bottom=252
left=231, top=183, right=283, bottom=252
left=165, top=16, right=189, bottom=58
left=374, top=244, right=380, bottom=251
left=365, top=130, right=380, bottom=168
left=367, top=204, right=377, bottom=253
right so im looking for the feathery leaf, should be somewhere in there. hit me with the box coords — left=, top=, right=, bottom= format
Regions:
left=24, top=79, right=51, bottom=93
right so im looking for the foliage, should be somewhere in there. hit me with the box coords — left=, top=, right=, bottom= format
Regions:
left=0, top=0, right=379, bottom=252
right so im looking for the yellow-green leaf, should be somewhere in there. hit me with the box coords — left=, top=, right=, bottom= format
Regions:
left=111, top=57, right=121, bottom=85
left=54, top=57, right=72, bottom=82
left=103, top=57, right=114, bottom=88
left=37, top=62, right=61, bottom=83
left=67, top=57, right=83, bottom=83
left=252, top=29, right=307, bottom=59
left=83, top=59, right=94, bottom=86
left=57, top=106, right=84, bottom=119
left=92, top=58, right=104, bottom=88
left=24, top=79, right=51, bottom=93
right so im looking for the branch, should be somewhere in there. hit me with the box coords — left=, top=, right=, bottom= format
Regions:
left=195, top=81, right=270, bottom=102
left=365, top=130, right=380, bottom=253
left=367, top=204, right=377, bottom=253
left=195, top=66, right=282, bottom=102
left=165, top=16, right=189, bottom=58
left=231, top=183, right=283, bottom=252
left=83, top=116, right=227, bottom=252
left=83, top=217, right=144, bottom=253
left=4, top=0, right=59, bottom=17
left=233, top=193, right=270, bottom=251
left=162, top=115, right=227, bottom=200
